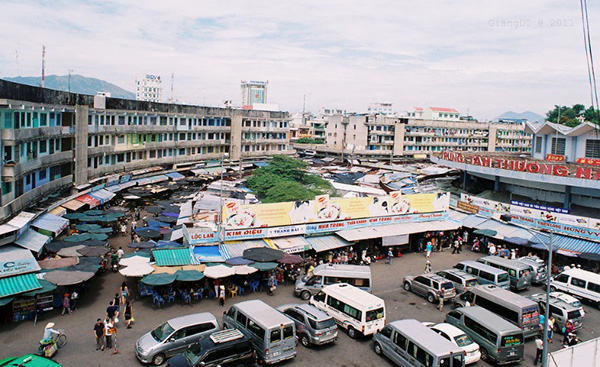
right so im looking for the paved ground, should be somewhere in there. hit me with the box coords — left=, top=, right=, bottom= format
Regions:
left=2, top=241, right=599, bottom=367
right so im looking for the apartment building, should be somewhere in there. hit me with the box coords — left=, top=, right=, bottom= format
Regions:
left=136, top=74, right=163, bottom=102
left=0, top=79, right=291, bottom=221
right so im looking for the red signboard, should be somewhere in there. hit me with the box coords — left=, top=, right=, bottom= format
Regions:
left=576, top=158, right=600, bottom=167
left=546, top=154, right=565, bottom=162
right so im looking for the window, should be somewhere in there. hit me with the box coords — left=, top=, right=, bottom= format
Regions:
left=571, top=277, right=586, bottom=288
left=284, top=309, right=303, bottom=322
left=551, top=137, right=566, bottom=155
left=117, top=135, right=125, bottom=144
left=313, top=292, right=325, bottom=303
left=393, top=331, right=407, bottom=350
left=555, top=274, right=569, bottom=283
left=535, top=136, right=543, bottom=153
left=1, top=182, right=12, bottom=195
left=236, top=312, right=248, bottom=326
left=479, top=270, right=494, bottom=282
left=464, top=316, right=497, bottom=344
left=415, top=276, right=431, bottom=287
left=474, top=294, right=519, bottom=324
left=39, top=141, right=47, bottom=154
left=283, top=325, right=294, bottom=339
left=270, top=329, right=281, bottom=343
left=587, top=282, right=600, bottom=293
left=185, top=323, right=215, bottom=337
left=585, top=139, right=600, bottom=158
left=38, top=170, right=47, bottom=181
left=247, top=320, right=265, bottom=339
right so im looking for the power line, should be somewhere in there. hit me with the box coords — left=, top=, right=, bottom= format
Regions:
left=579, top=0, right=600, bottom=138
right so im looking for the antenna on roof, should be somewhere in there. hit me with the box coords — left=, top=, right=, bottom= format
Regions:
left=41, top=45, right=46, bottom=88
left=170, top=72, right=174, bottom=103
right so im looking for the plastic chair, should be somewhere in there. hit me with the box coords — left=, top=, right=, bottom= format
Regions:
left=237, top=285, right=245, bottom=295
left=228, top=286, right=238, bottom=298
left=208, top=290, right=216, bottom=299
left=249, top=281, right=259, bottom=293
left=167, top=292, right=176, bottom=304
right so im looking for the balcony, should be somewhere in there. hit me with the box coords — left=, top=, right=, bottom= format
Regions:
left=1, top=126, right=75, bottom=143
left=0, top=175, right=73, bottom=220
left=2, top=151, right=73, bottom=178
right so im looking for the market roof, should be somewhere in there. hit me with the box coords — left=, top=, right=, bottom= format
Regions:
left=337, top=220, right=461, bottom=242
left=32, top=213, right=70, bottom=235
left=219, top=240, right=268, bottom=260
left=165, top=172, right=185, bottom=180
left=75, top=194, right=101, bottom=208
left=14, top=229, right=51, bottom=253
left=61, top=199, right=87, bottom=211
left=0, top=246, right=41, bottom=278
left=267, top=236, right=312, bottom=253
left=153, top=248, right=192, bottom=266
left=304, top=235, right=353, bottom=253
left=0, top=273, right=42, bottom=298
left=88, top=189, right=116, bottom=204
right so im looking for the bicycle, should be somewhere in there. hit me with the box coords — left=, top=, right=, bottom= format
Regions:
left=55, top=330, right=67, bottom=348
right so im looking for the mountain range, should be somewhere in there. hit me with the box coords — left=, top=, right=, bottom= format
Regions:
left=2, top=74, right=135, bottom=99
left=493, top=110, right=546, bottom=123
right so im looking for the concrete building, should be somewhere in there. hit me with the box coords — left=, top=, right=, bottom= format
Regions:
left=0, top=79, right=291, bottom=221
left=241, top=80, right=268, bottom=109
left=367, top=102, right=394, bottom=116
left=135, top=74, right=162, bottom=102
left=408, top=106, right=461, bottom=121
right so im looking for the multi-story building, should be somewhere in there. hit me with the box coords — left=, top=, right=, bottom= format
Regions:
left=241, top=80, right=268, bottom=109
left=408, top=106, right=461, bottom=121
left=367, top=102, right=394, bottom=116
left=135, top=74, right=162, bottom=102
left=0, top=79, right=291, bottom=221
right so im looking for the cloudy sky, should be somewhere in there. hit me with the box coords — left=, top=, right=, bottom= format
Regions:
left=0, top=0, right=598, bottom=119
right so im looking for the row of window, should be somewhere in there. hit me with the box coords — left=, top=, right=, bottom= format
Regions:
left=242, top=144, right=287, bottom=152
left=87, top=146, right=230, bottom=169
left=534, top=136, right=600, bottom=159
left=242, top=120, right=288, bottom=128
left=87, top=132, right=231, bottom=147
left=88, top=114, right=232, bottom=128
left=2, top=110, right=64, bottom=129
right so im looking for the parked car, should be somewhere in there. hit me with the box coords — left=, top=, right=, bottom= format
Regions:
left=436, top=268, right=478, bottom=294
left=425, top=322, right=481, bottom=365
left=403, top=273, right=456, bottom=303
left=136, top=313, right=219, bottom=366
left=549, top=292, right=585, bottom=316
left=167, top=329, right=256, bottom=367
left=276, top=304, right=337, bottom=347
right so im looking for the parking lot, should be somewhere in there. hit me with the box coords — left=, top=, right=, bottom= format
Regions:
left=1, top=248, right=598, bottom=366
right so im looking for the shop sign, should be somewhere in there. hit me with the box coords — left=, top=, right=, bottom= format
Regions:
left=546, top=154, right=566, bottom=162
left=457, top=200, right=479, bottom=214
left=0, top=258, right=38, bottom=277
left=576, top=158, right=600, bottom=167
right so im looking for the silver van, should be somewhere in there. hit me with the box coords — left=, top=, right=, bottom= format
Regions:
left=136, top=312, right=219, bottom=366
left=436, top=269, right=479, bottom=294
left=223, top=300, right=296, bottom=364
left=454, top=260, right=510, bottom=290
left=403, top=273, right=457, bottom=303
left=294, top=264, right=372, bottom=300
left=528, top=293, right=583, bottom=332
left=276, top=303, right=338, bottom=347
left=476, top=256, right=532, bottom=290
left=446, top=306, right=524, bottom=365
left=373, top=319, right=465, bottom=367
left=517, top=256, right=547, bottom=284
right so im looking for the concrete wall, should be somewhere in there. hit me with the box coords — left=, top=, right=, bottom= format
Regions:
left=74, top=105, right=89, bottom=185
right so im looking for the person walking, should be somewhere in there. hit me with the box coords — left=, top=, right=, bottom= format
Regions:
left=534, top=334, right=544, bottom=365
left=218, top=286, right=225, bottom=307
left=452, top=239, right=460, bottom=254
left=424, top=260, right=432, bottom=273
left=106, top=301, right=119, bottom=325
left=120, top=282, right=129, bottom=306
left=94, top=318, right=105, bottom=351
left=104, top=318, right=114, bottom=349
left=386, top=248, right=393, bottom=264
left=548, top=316, right=555, bottom=343
left=426, top=241, right=432, bottom=258
left=267, top=273, right=276, bottom=296
left=124, top=301, right=134, bottom=329
left=61, top=293, right=71, bottom=315
left=70, top=291, right=78, bottom=312
left=116, top=247, right=125, bottom=261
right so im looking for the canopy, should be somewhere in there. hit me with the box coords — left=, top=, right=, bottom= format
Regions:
left=0, top=297, right=14, bottom=307
left=250, top=262, right=279, bottom=271
left=79, top=239, right=108, bottom=247
left=128, top=241, right=157, bottom=249
left=76, top=223, right=102, bottom=232
left=0, top=246, right=41, bottom=278
left=153, top=248, right=191, bottom=266
left=268, top=236, right=311, bottom=254
left=77, top=246, right=110, bottom=257
left=38, top=257, right=78, bottom=269
left=31, top=213, right=69, bottom=236
left=49, top=206, right=67, bottom=216
left=141, top=273, right=176, bottom=286
left=203, top=265, right=235, bottom=279
left=64, top=233, right=108, bottom=243
left=62, top=199, right=87, bottom=211
left=277, top=253, right=303, bottom=264
left=337, top=220, right=461, bottom=242
left=44, top=270, right=95, bottom=286
left=57, top=245, right=86, bottom=257
left=63, top=263, right=101, bottom=273
left=473, top=229, right=498, bottom=237
left=135, top=227, right=161, bottom=238
left=63, top=213, right=86, bottom=220
left=191, top=246, right=224, bottom=263
left=45, top=241, right=77, bottom=253
left=14, top=229, right=51, bottom=253
left=21, top=279, right=57, bottom=297
left=165, top=172, right=185, bottom=181
left=243, top=247, right=285, bottom=262
left=152, top=264, right=206, bottom=274
left=175, top=270, right=205, bottom=281
left=85, top=210, right=107, bottom=216
left=304, top=235, right=353, bottom=253
left=578, top=252, right=600, bottom=261
left=0, top=273, right=42, bottom=298
left=146, top=206, right=164, bottom=214
left=88, top=189, right=116, bottom=203
left=119, top=255, right=151, bottom=267
left=234, top=265, right=258, bottom=275
left=75, top=194, right=101, bottom=208
left=225, top=257, right=254, bottom=266
left=156, top=240, right=184, bottom=248
left=119, top=263, right=155, bottom=277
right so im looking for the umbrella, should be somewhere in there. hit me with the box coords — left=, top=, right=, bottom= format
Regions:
left=77, top=246, right=110, bottom=257
left=157, top=216, right=177, bottom=224
left=88, top=227, right=113, bottom=234
left=234, top=265, right=258, bottom=275
left=119, top=255, right=150, bottom=267
left=76, top=223, right=102, bottom=231
left=85, top=209, right=106, bottom=216
left=175, top=270, right=205, bottom=281
left=226, top=257, right=254, bottom=266
left=119, top=263, right=155, bottom=277
left=156, top=240, right=183, bottom=248
left=243, top=248, right=285, bottom=262
left=473, top=229, right=498, bottom=237
left=22, top=279, right=57, bottom=296
left=146, top=206, right=164, bottom=214
left=64, top=233, right=92, bottom=242
left=79, top=239, right=108, bottom=247
left=128, top=241, right=157, bottom=249
left=45, top=241, right=77, bottom=253
left=159, top=227, right=172, bottom=235
left=57, top=245, right=86, bottom=257
left=63, top=263, right=101, bottom=273
left=250, top=262, right=279, bottom=271
left=141, top=273, right=176, bottom=286
left=38, top=257, right=78, bottom=269
left=578, top=252, right=600, bottom=261
left=146, top=220, right=170, bottom=228
left=63, top=213, right=86, bottom=220
left=277, top=253, right=303, bottom=265
left=135, top=227, right=161, bottom=238
left=161, top=212, right=179, bottom=218
left=107, top=211, right=126, bottom=218
left=203, top=265, right=236, bottom=279
left=44, top=270, right=95, bottom=286
left=152, top=265, right=206, bottom=274
left=77, top=256, right=103, bottom=266
left=123, top=195, right=141, bottom=200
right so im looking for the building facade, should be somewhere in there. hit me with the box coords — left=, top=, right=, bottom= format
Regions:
left=408, top=107, right=461, bottom=121
left=0, top=79, right=291, bottom=221
left=135, top=74, right=162, bottom=102
left=367, top=102, right=394, bottom=116
left=241, top=81, right=268, bottom=109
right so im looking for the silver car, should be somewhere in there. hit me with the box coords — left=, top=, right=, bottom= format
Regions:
left=403, top=273, right=457, bottom=303
left=276, top=304, right=337, bottom=347
left=135, top=312, right=219, bottom=366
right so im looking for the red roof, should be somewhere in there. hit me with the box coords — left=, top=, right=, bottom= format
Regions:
left=412, top=107, right=424, bottom=111
left=429, top=107, right=459, bottom=113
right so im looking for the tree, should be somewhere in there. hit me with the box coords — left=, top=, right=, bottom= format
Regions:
left=545, top=104, right=599, bottom=127
left=296, top=137, right=324, bottom=144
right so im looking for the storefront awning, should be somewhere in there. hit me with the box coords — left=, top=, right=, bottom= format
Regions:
left=165, top=172, right=185, bottom=181
left=204, top=166, right=224, bottom=174
left=304, top=235, right=353, bottom=253
left=7, top=212, right=35, bottom=233
left=89, top=189, right=116, bottom=204
left=192, top=246, right=224, bottom=263
left=267, top=236, right=312, bottom=254
left=147, top=175, right=169, bottom=184
left=219, top=240, right=267, bottom=260
left=14, top=229, right=51, bottom=253
left=462, top=215, right=489, bottom=228
left=191, top=169, right=209, bottom=176
left=32, top=213, right=70, bottom=236
left=0, top=273, right=42, bottom=298
left=75, top=194, right=101, bottom=208
left=553, top=235, right=600, bottom=254
left=49, top=206, right=67, bottom=217
left=62, top=199, right=87, bottom=211
left=153, top=248, right=192, bottom=266
left=0, top=245, right=41, bottom=278
left=337, top=220, right=462, bottom=242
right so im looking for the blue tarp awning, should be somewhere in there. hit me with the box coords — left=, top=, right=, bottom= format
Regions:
left=192, top=245, right=224, bottom=263
left=14, top=229, right=51, bottom=253
left=32, top=213, right=69, bottom=236
left=552, top=235, right=600, bottom=255
left=165, top=172, right=185, bottom=181
left=88, top=189, right=116, bottom=204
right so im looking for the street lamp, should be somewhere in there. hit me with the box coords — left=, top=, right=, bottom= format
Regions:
left=218, top=152, right=229, bottom=245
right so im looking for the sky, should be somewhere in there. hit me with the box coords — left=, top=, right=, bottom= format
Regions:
left=0, top=0, right=599, bottom=120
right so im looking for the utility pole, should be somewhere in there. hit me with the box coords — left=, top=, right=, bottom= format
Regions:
left=67, top=69, right=73, bottom=94
left=41, top=45, right=46, bottom=88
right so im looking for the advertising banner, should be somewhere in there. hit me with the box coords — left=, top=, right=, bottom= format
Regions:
left=182, top=226, right=218, bottom=246
left=460, top=194, right=509, bottom=217
left=546, top=154, right=566, bottom=162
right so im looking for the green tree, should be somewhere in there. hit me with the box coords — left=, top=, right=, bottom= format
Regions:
left=296, top=137, right=324, bottom=144
left=546, top=104, right=600, bottom=127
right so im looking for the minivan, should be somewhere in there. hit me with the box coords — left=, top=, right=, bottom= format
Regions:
left=222, top=300, right=296, bottom=364
left=446, top=306, right=524, bottom=365
left=276, top=304, right=338, bottom=347
left=373, top=319, right=465, bottom=367
left=517, top=256, right=547, bottom=284
left=476, top=256, right=532, bottom=290
left=403, top=273, right=457, bottom=303
left=453, top=285, right=540, bottom=338
left=294, top=263, right=372, bottom=300
left=454, top=260, right=510, bottom=290
left=528, top=293, right=583, bottom=332
left=167, top=329, right=256, bottom=367
left=550, top=268, right=600, bottom=305
left=436, top=269, right=479, bottom=294
left=136, top=312, right=219, bottom=366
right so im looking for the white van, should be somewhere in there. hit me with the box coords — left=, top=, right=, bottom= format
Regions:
left=310, top=283, right=385, bottom=338
left=550, top=268, right=600, bottom=305
left=295, top=264, right=372, bottom=300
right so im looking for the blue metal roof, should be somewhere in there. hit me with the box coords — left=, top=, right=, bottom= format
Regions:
left=463, top=215, right=489, bottom=228
left=219, top=240, right=267, bottom=260
left=552, top=235, right=600, bottom=254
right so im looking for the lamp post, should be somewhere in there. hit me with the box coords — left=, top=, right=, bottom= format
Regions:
left=218, top=152, right=229, bottom=245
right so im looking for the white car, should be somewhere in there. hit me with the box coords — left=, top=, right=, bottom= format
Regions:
left=425, top=322, right=481, bottom=365
left=549, top=292, right=585, bottom=317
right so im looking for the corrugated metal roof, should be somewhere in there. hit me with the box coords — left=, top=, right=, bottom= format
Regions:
left=304, top=235, right=353, bottom=253
left=337, top=220, right=461, bottom=242
left=14, top=229, right=51, bottom=253
left=462, top=215, right=489, bottom=228
left=32, top=213, right=69, bottom=235
left=553, top=235, right=600, bottom=254
left=153, top=248, right=192, bottom=266
left=61, top=200, right=87, bottom=211
left=0, top=273, right=42, bottom=298
left=165, top=172, right=185, bottom=180
left=268, top=236, right=312, bottom=253
left=219, top=240, right=267, bottom=260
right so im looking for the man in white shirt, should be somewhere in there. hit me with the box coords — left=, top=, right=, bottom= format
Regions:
left=534, top=335, right=544, bottom=365
left=116, top=247, right=125, bottom=260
